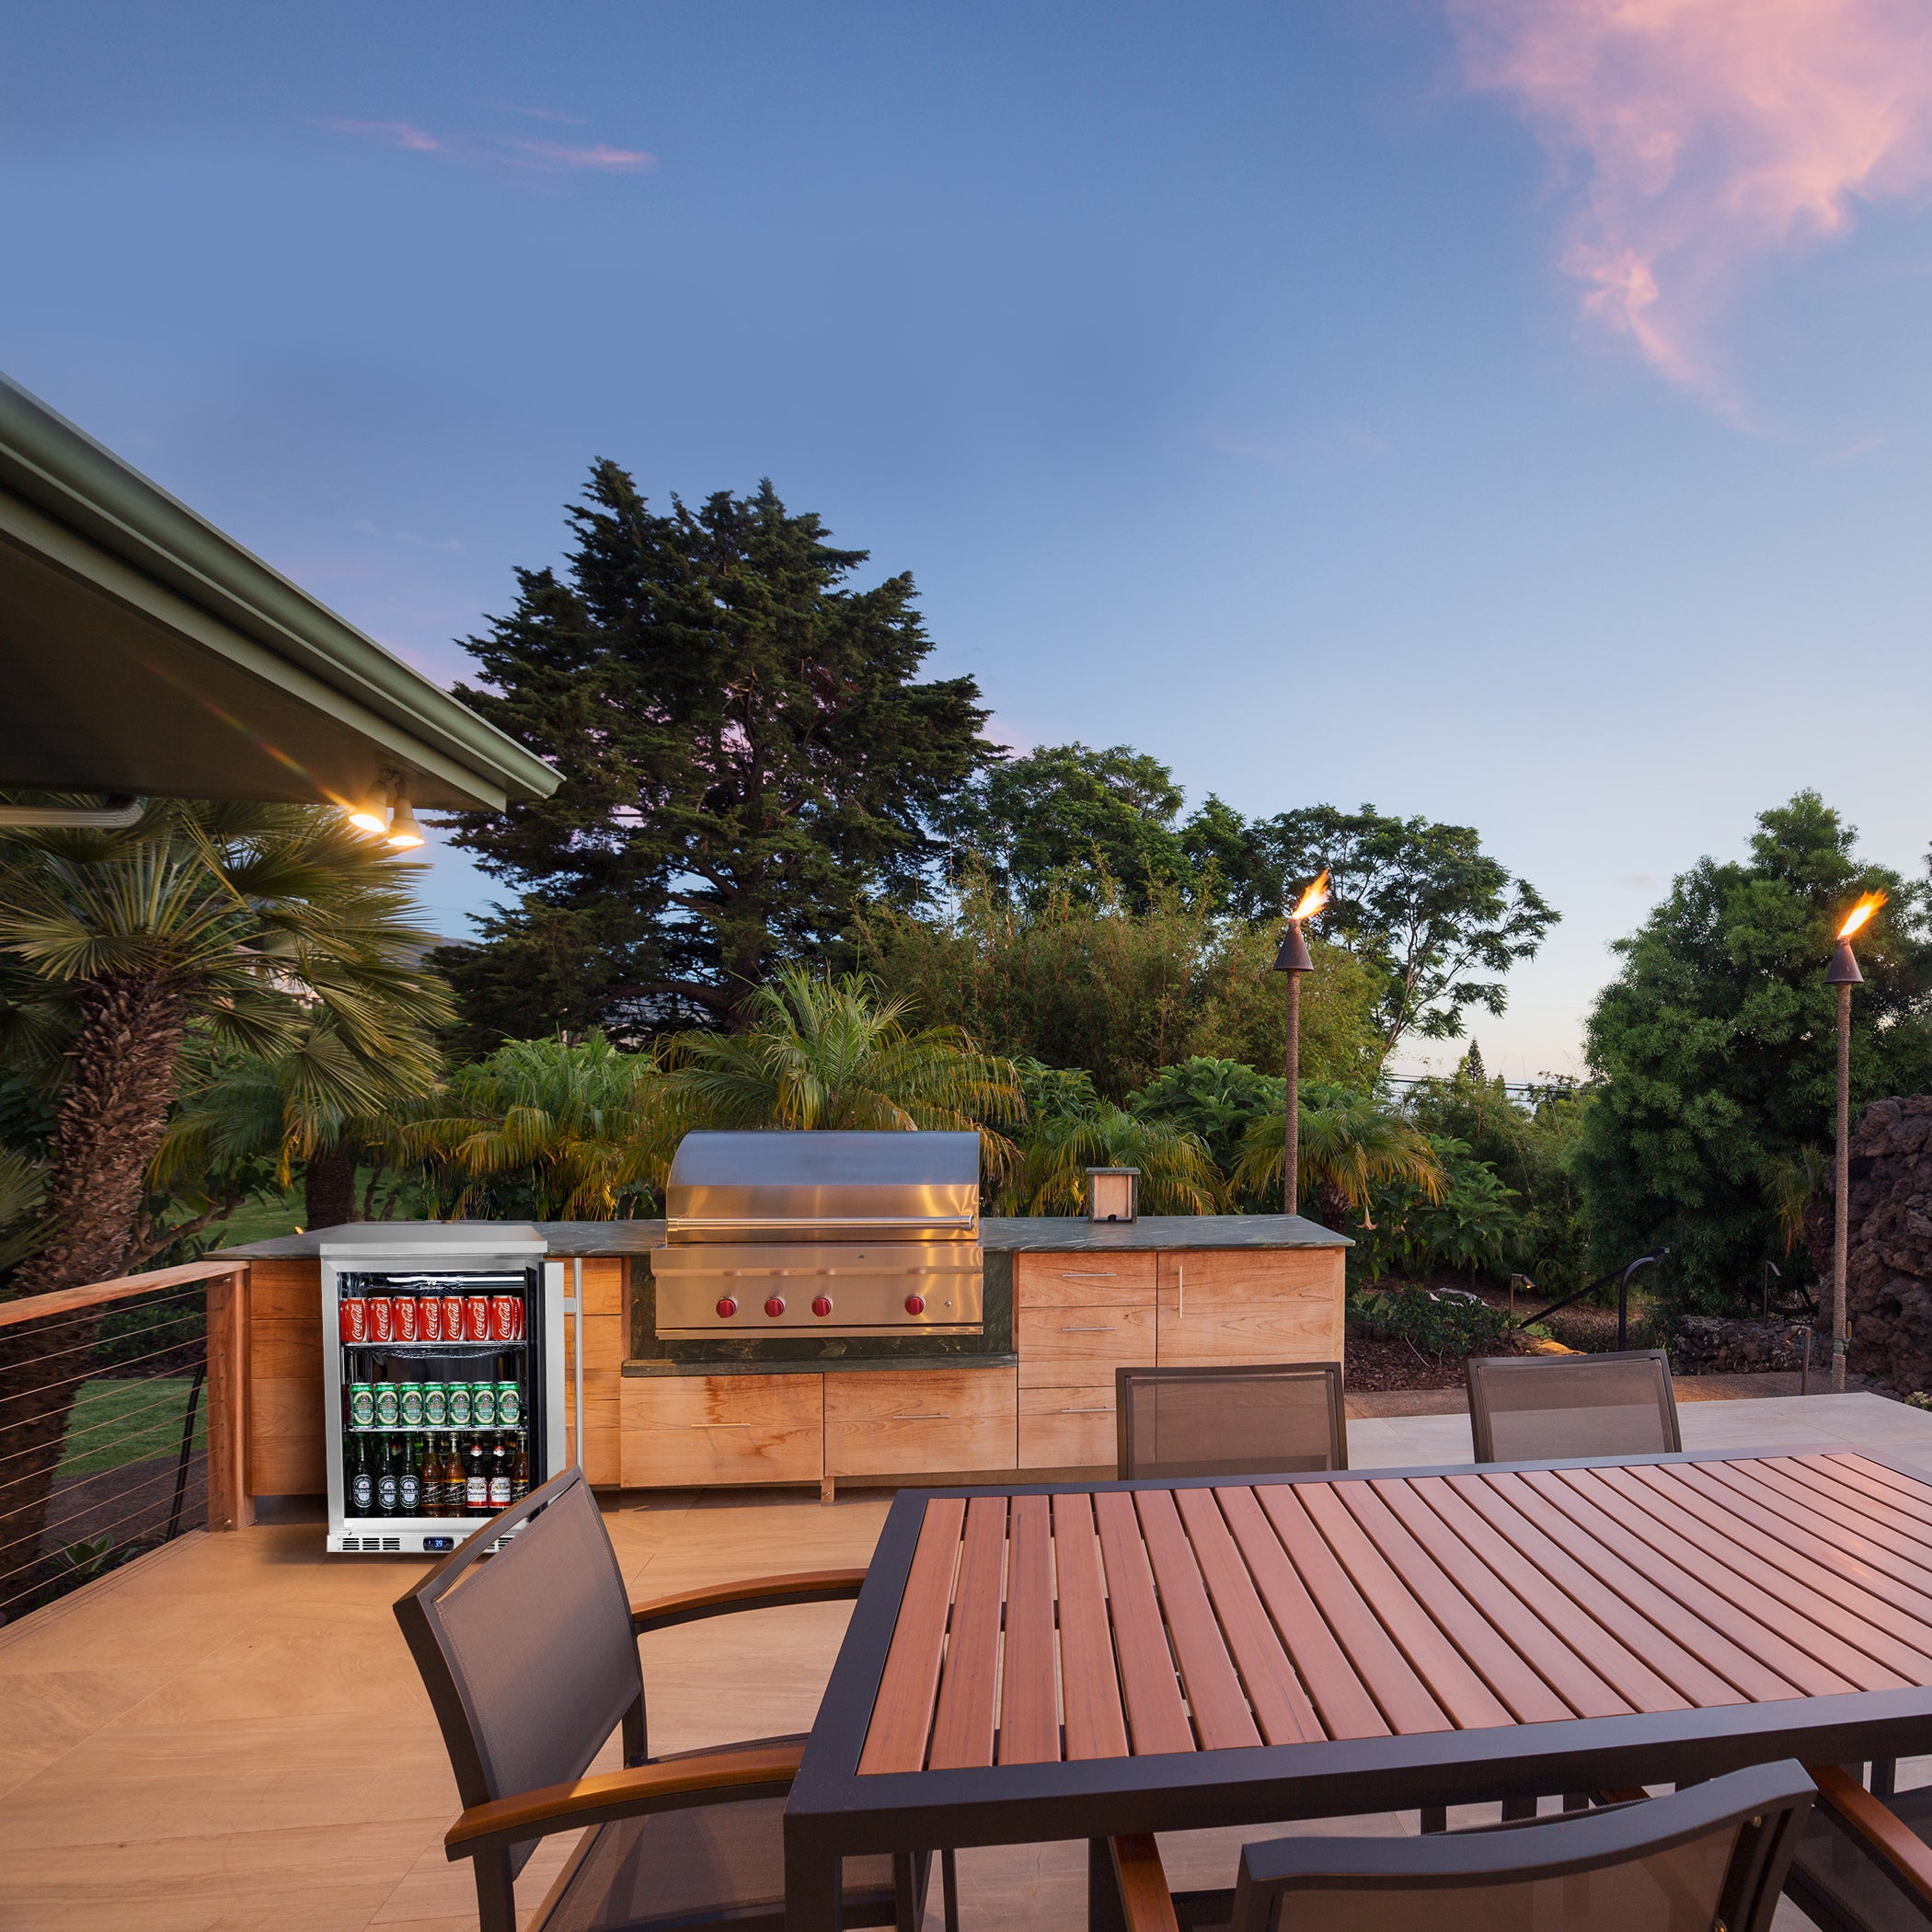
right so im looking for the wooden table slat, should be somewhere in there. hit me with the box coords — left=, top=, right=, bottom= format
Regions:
left=1788, top=1455, right=1932, bottom=1547
left=1134, top=1489, right=1264, bottom=1752
left=1255, top=1483, right=1454, bottom=1735
left=1636, top=1465, right=1932, bottom=1669
left=1695, top=1460, right=1932, bottom=1617
left=1823, top=1454, right=1932, bottom=1525
left=1524, top=1470, right=1855, bottom=1698
left=1443, top=1473, right=1745, bottom=1708
left=1480, top=1472, right=1799, bottom=1703
left=1727, top=1457, right=1932, bottom=1568
left=928, top=1496, right=1009, bottom=1769
left=1215, top=1485, right=1392, bottom=1741
left=1051, top=1492, right=1130, bottom=1761
left=1094, top=1490, right=1197, bottom=1755
left=1291, top=1482, right=1516, bottom=1730
left=1386, top=1477, right=1681, bottom=1716
left=1574, top=1467, right=1913, bottom=1693
left=857, top=1496, right=967, bottom=1775
left=1172, top=1488, right=1323, bottom=1745
left=998, top=1494, right=1060, bottom=1765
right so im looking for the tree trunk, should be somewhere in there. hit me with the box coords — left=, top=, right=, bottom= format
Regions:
left=0, top=975, right=190, bottom=1615
left=303, top=1144, right=360, bottom=1232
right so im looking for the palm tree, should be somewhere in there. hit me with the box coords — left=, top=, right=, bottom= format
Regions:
left=0, top=798, right=447, bottom=1603
left=1234, top=1082, right=1445, bottom=1228
left=1007, top=1105, right=1220, bottom=1216
left=392, top=1035, right=673, bottom=1220
left=660, top=967, right=1022, bottom=1176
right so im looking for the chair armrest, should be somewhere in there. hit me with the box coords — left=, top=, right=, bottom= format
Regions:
left=445, top=1742, right=802, bottom=1860
left=1810, top=1765, right=1932, bottom=1909
left=630, top=1568, right=868, bottom=1632
left=1109, top=1834, right=1181, bottom=1932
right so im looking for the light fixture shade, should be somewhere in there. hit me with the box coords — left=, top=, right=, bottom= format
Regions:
left=347, top=784, right=389, bottom=834
left=1272, top=923, right=1315, bottom=973
left=385, top=793, right=427, bottom=849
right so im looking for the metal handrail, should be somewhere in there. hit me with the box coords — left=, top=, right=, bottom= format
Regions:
left=1508, top=1250, right=1668, bottom=1351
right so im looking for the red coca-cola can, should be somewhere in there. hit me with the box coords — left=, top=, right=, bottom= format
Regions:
left=441, top=1294, right=466, bottom=1340
left=510, top=1296, right=525, bottom=1340
left=339, top=1295, right=368, bottom=1343
left=489, top=1294, right=519, bottom=1341
left=463, top=1294, right=490, bottom=1342
left=368, top=1295, right=395, bottom=1343
left=393, top=1292, right=420, bottom=1342
left=418, top=1293, right=443, bottom=1343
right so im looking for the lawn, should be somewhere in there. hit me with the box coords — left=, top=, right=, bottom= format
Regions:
left=56, top=1376, right=205, bottom=1478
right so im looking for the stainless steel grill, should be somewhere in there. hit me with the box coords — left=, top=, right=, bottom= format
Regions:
left=651, top=1131, right=984, bottom=1339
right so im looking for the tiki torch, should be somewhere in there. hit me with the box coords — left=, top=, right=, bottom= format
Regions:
left=1825, top=891, right=1885, bottom=1394
left=1272, top=869, right=1330, bottom=1217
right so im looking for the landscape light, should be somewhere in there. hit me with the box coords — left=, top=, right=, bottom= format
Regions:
left=1271, top=868, right=1329, bottom=1217
left=1824, top=890, right=1886, bottom=1393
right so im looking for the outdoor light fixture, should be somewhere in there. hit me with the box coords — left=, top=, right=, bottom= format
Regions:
left=1824, top=890, right=1885, bottom=1393
left=1087, top=1167, right=1139, bottom=1224
left=346, top=783, right=390, bottom=834
left=384, top=789, right=427, bottom=850
left=1271, top=869, right=1329, bottom=1217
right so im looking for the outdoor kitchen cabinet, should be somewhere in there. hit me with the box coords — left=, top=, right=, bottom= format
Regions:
left=619, top=1372, right=822, bottom=1487
left=823, top=1365, right=1017, bottom=1478
left=1153, top=1247, right=1341, bottom=1367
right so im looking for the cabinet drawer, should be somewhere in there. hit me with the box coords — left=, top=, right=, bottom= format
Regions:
left=824, top=1367, right=1017, bottom=1478
left=1155, top=1250, right=1344, bottom=1367
left=1018, top=1383, right=1117, bottom=1471
left=1016, top=1303, right=1156, bottom=1386
left=1014, top=1251, right=1156, bottom=1310
left=621, top=1374, right=822, bottom=1487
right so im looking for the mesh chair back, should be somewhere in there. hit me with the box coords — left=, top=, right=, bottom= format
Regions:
left=1466, top=1350, right=1681, bottom=1464
left=394, top=1468, right=642, bottom=1874
left=1116, top=1363, right=1346, bottom=1479
left=1227, top=1760, right=1812, bottom=1932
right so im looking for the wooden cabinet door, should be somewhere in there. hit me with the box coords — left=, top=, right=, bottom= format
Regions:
left=1014, top=1251, right=1156, bottom=1310
left=621, top=1374, right=822, bottom=1486
left=1154, top=1249, right=1343, bottom=1367
left=1018, top=1382, right=1117, bottom=1471
left=824, top=1366, right=1017, bottom=1477
left=1015, top=1303, right=1156, bottom=1387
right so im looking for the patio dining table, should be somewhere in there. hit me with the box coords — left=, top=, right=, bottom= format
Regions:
left=783, top=1448, right=1932, bottom=1930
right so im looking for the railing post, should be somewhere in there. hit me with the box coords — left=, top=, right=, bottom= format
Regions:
left=204, top=1267, right=249, bottom=1532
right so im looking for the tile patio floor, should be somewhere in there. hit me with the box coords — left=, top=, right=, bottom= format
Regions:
left=5, top=1391, right=1927, bottom=1931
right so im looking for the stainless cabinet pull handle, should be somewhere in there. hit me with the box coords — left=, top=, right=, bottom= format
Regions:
left=1060, top=1406, right=1110, bottom=1414
left=1178, top=1263, right=1184, bottom=1321
left=682, top=1422, right=753, bottom=1429
left=1059, top=1271, right=1118, bottom=1278
left=1060, top=1325, right=1113, bottom=1332
left=892, top=1412, right=949, bottom=1420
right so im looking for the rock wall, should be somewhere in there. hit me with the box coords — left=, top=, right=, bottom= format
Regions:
left=1671, top=1316, right=1813, bottom=1376
left=1814, top=1096, right=1932, bottom=1395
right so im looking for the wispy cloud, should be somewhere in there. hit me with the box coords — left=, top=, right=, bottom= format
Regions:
left=316, top=115, right=653, bottom=178
left=316, top=117, right=441, bottom=154
left=1823, top=433, right=1884, bottom=462
left=487, top=102, right=588, bottom=126
left=507, top=137, right=655, bottom=173
left=1449, top=0, right=1932, bottom=398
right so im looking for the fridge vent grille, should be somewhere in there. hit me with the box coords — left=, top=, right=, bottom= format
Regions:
left=340, top=1535, right=404, bottom=1552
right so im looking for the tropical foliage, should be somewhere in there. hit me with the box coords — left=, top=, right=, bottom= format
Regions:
left=1232, top=1082, right=1446, bottom=1227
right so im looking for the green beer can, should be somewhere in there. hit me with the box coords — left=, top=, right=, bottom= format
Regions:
left=398, top=1382, right=425, bottom=1428
left=448, top=1382, right=473, bottom=1428
left=423, top=1381, right=448, bottom=1427
left=496, top=1380, right=522, bottom=1428
left=349, top=1382, right=375, bottom=1429
left=374, top=1383, right=400, bottom=1429
left=472, top=1381, right=498, bottom=1427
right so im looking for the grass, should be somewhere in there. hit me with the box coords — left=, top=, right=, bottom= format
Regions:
left=56, top=1376, right=205, bottom=1478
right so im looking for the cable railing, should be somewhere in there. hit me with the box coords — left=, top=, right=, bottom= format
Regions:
left=0, top=1259, right=246, bottom=1627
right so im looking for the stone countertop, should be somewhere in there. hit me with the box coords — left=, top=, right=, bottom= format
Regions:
left=220, top=1213, right=1348, bottom=1260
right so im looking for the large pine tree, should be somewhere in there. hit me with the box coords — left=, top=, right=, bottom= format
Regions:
left=437, top=465, right=991, bottom=1039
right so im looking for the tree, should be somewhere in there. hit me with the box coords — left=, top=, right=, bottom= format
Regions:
left=1127, top=1056, right=1284, bottom=1182
left=1234, top=1083, right=1445, bottom=1232
left=1006, top=1105, right=1221, bottom=1216
left=0, top=799, right=447, bottom=1603
left=437, top=466, right=991, bottom=1041
left=1208, top=804, right=1558, bottom=1052
left=1579, top=792, right=1932, bottom=1312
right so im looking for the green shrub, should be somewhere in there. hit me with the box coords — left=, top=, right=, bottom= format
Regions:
left=1348, top=1283, right=1510, bottom=1358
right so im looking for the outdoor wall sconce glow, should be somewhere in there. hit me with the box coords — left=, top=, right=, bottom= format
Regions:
left=346, top=771, right=427, bottom=848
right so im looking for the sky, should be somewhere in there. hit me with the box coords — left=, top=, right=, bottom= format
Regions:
left=6, top=0, right=1932, bottom=1079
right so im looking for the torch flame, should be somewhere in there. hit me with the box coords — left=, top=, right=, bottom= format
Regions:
left=1838, top=891, right=1887, bottom=940
left=1290, top=869, right=1330, bottom=924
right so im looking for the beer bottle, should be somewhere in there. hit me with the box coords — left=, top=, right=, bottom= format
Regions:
left=349, top=1431, right=375, bottom=1516
left=417, top=1435, right=442, bottom=1516
left=489, top=1432, right=512, bottom=1510
left=466, top=1436, right=489, bottom=1516
left=397, top=1436, right=421, bottom=1516
left=375, top=1436, right=399, bottom=1517
left=510, top=1434, right=530, bottom=1502
left=443, top=1434, right=465, bottom=1516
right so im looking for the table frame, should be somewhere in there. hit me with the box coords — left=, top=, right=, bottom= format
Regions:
left=783, top=1447, right=1932, bottom=1930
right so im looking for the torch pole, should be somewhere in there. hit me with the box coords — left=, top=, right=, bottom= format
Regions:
left=1284, top=960, right=1302, bottom=1217
left=1834, top=977, right=1852, bottom=1395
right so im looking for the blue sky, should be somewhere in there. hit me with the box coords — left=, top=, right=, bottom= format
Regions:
left=6, top=1, right=1932, bottom=1076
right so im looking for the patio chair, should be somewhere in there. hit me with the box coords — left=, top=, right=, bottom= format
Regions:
left=1782, top=1762, right=1932, bottom=1932
left=1100, top=1759, right=1815, bottom=1932
left=394, top=1466, right=926, bottom=1932
left=1466, top=1349, right=1682, bottom=1465
left=1115, top=1363, right=1347, bottom=1480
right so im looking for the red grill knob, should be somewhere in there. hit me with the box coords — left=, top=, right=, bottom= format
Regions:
left=715, top=1296, right=738, bottom=1319
left=811, top=1295, right=833, bottom=1317
left=764, top=1296, right=786, bottom=1318
left=904, top=1294, right=926, bottom=1316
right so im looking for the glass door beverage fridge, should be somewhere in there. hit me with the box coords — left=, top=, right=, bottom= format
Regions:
left=319, top=1225, right=567, bottom=1553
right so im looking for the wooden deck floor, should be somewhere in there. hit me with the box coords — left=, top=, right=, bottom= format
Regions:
left=5, top=1393, right=1926, bottom=1930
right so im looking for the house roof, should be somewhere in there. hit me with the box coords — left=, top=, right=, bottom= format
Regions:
left=0, top=373, right=558, bottom=812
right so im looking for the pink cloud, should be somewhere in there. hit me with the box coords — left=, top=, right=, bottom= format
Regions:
left=1449, top=0, right=1932, bottom=395
left=507, top=137, right=656, bottom=173
left=316, top=117, right=441, bottom=153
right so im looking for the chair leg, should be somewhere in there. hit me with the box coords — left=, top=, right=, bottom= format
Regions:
left=942, top=1846, right=960, bottom=1932
left=1562, top=1794, right=1590, bottom=1812
left=1420, top=1806, right=1446, bottom=1834
left=1501, top=1798, right=1537, bottom=1822
left=893, top=1852, right=929, bottom=1932
left=1873, top=1760, right=1898, bottom=1799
